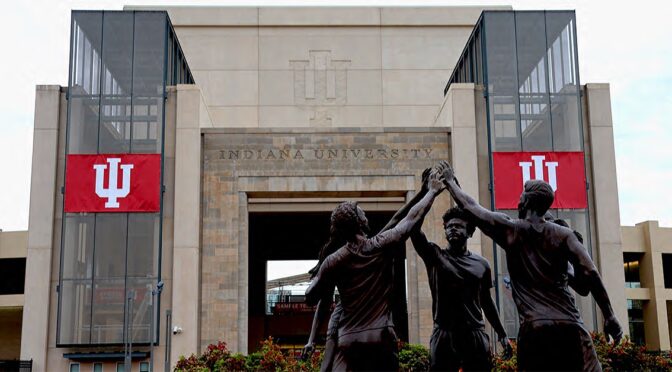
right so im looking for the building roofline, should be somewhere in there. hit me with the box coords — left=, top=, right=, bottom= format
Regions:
left=123, top=5, right=512, bottom=27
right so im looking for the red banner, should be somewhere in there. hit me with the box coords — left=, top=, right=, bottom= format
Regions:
left=64, top=154, right=161, bottom=212
left=492, top=152, right=587, bottom=209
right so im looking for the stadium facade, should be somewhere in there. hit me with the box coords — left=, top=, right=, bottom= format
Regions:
left=7, top=6, right=637, bottom=371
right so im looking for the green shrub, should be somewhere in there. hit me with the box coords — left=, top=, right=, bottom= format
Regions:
left=492, top=340, right=517, bottom=372
left=398, top=342, right=430, bottom=372
left=244, top=352, right=262, bottom=372
left=592, top=332, right=672, bottom=371
left=214, top=353, right=246, bottom=371
left=492, top=333, right=672, bottom=372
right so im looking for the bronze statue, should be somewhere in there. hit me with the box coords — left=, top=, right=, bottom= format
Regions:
left=438, top=161, right=622, bottom=372
left=306, top=169, right=445, bottom=371
left=412, top=205, right=510, bottom=371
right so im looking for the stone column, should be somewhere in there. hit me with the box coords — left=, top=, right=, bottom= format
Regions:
left=170, top=85, right=203, bottom=365
left=585, top=83, right=629, bottom=332
left=20, top=85, right=62, bottom=371
left=440, top=83, right=482, bottom=255
left=638, top=221, right=670, bottom=350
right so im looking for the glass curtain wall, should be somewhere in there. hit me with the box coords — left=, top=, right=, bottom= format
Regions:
left=58, top=10, right=192, bottom=346
left=446, top=11, right=588, bottom=338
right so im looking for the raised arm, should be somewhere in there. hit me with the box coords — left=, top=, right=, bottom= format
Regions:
left=377, top=170, right=444, bottom=245
left=438, top=161, right=515, bottom=248
left=566, top=232, right=623, bottom=343
left=380, top=168, right=431, bottom=232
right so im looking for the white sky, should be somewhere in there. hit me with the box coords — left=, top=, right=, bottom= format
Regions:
left=1, top=0, right=671, bottom=232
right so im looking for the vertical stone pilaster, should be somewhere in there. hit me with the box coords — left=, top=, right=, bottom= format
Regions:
left=171, top=85, right=203, bottom=365
left=585, top=83, right=629, bottom=333
left=444, top=84, right=482, bottom=256
left=21, top=85, right=62, bottom=371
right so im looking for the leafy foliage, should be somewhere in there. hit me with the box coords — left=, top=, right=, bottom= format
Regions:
left=398, top=342, right=431, bottom=372
left=174, top=337, right=322, bottom=372
left=492, top=340, right=517, bottom=372
left=175, top=333, right=672, bottom=371
left=492, top=333, right=672, bottom=372
left=592, top=333, right=672, bottom=372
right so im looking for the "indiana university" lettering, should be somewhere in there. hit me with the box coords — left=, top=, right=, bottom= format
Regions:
left=219, top=147, right=434, bottom=161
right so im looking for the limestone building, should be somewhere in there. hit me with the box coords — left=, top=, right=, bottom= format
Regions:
left=622, top=221, right=672, bottom=351
left=16, top=5, right=631, bottom=371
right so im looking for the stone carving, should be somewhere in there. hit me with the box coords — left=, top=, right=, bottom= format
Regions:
left=291, top=50, right=351, bottom=126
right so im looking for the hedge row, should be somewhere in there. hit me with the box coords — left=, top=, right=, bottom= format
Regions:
left=175, top=333, right=672, bottom=371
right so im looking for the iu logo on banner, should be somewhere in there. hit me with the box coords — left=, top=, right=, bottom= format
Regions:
left=492, top=152, right=587, bottom=209
left=64, top=154, right=161, bottom=212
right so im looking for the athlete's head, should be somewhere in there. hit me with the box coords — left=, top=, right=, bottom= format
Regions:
left=442, top=207, right=475, bottom=248
left=330, top=201, right=370, bottom=242
left=518, top=180, right=555, bottom=219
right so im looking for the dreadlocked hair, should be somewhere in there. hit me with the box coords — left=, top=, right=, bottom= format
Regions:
left=308, top=201, right=363, bottom=279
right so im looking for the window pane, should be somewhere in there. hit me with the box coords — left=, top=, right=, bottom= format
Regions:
left=140, top=362, right=150, bottom=372
left=0, top=258, right=25, bottom=295
left=94, top=214, right=128, bottom=279
left=131, top=97, right=163, bottom=154
left=545, top=12, right=577, bottom=94
left=128, top=277, right=154, bottom=343
left=550, top=94, right=582, bottom=151
left=117, top=363, right=124, bottom=372
left=484, top=12, right=518, bottom=95
left=70, top=363, right=80, bottom=372
left=520, top=97, right=552, bottom=151
left=133, top=12, right=166, bottom=96
left=68, top=97, right=100, bottom=154
left=101, top=12, right=133, bottom=96
left=70, top=13, right=102, bottom=96
left=557, top=210, right=591, bottom=256
left=99, top=96, right=131, bottom=153
left=59, top=280, right=92, bottom=344
left=94, top=363, right=103, bottom=372
left=62, top=214, right=95, bottom=280
left=516, top=12, right=549, bottom=95
left=484, top=12, right=522, bottom=151
left=516, top=12, right=552, bottom=151
left=127, top=213, right=159, bottom=278
left=91, top=278, right=125, bottom=344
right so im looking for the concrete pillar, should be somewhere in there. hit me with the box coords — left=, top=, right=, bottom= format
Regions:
left=440, top=83, right=482, bottom=255
left=170, top=85, right=203, bottom=366
left=640, top=221, right=671, bottom=350
left=585, top=83, right=629, bottom=332
left=20, top=85, right=62, bottom=371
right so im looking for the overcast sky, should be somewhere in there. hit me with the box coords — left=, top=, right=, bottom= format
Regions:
left=1, top=0, right=670, bottom=232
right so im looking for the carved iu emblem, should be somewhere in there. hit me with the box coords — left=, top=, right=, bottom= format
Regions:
left=93, top=158, right=134, bottom=208
left=291, top=50, right=351, bottom=125
left=518, top=155, right=558, bottom=191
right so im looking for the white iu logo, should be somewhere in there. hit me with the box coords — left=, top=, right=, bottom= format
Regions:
left=93, top=158, right=134, bottom=208
left=518, top=155, right=558, bottom=191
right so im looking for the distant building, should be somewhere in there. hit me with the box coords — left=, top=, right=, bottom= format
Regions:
left=0, top=231, right=27, bottom=362
left=14, top=5, right=633, bottom=371
left=622, top=221, right=672, bottom=351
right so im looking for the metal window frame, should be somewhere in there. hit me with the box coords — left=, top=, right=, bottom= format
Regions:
left=57, top=10, right=193, bottom=348
left=444, top=9, right=597, bottom=339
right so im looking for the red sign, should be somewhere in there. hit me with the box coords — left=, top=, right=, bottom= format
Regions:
left=273, top=302, right=317, bottom=314
left=492, top=152, right=587, bottom=209
left=65, top=154, right=161, bottom=212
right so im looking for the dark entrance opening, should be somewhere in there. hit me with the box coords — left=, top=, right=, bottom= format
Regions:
left=248, top=210, right=408, bottom=353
